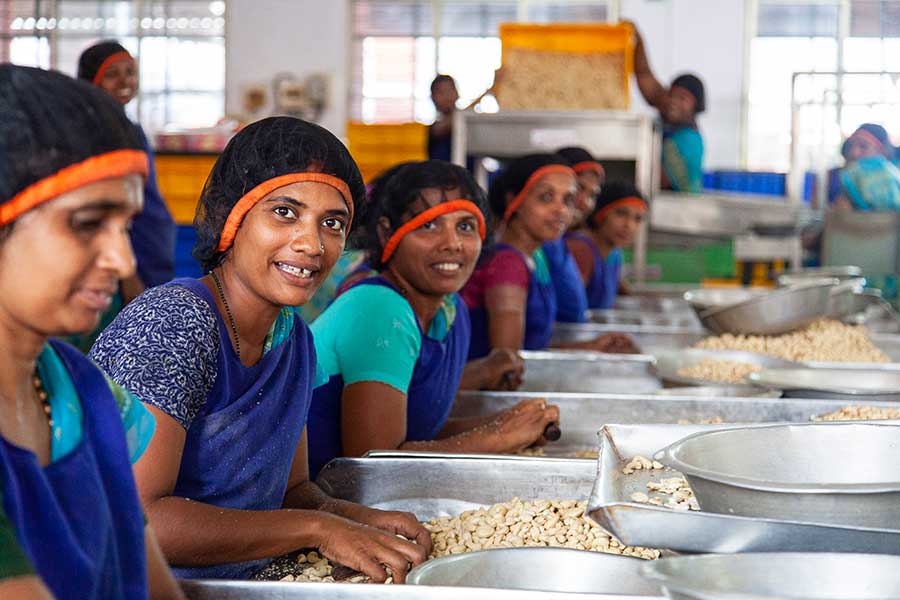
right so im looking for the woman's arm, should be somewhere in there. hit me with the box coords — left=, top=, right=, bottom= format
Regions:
left=484, top=284, right=529, bottom=351
left=0, top=577, right=53, bottom=600
left=458, top=348, right=524, bottom=391
left=565, top=238, right=596, bottom=285
left=628, top=22, right=666, bottom=110
left=146, top=526, right=186, bottom=600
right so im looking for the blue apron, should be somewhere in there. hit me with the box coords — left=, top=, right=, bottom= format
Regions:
left=566, top=232, right=621, bottom=310
left=169, top=278, right=316, bottom=580
left=132, top=124, right=176, bottom=288
left=541, top=238, right=587, bottom=323
left=307, top=277, right=470, bottom=478
left=0, top=339, right=148, bottom=599
left=467, top=244, right=558, bottom=359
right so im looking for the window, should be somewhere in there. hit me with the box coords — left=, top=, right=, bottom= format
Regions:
left=351, top=0, right=614, bottom=124
left=2, top=0, right=226, bottom=137
left=747, top=0, right=900, bottom=172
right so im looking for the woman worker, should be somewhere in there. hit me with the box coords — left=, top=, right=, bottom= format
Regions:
left=78, top=41, right=177, bottom=295
left=90, top=116, right=431, bottom=583
left=461, top=154, right=637, bottom=359
left=834, top=123, right=900, bottom=211
left=306, top=160, right=558, bottom=477
left=631, top=25, right=706, bottom=194
left=0, top=65, right=182, bottom=599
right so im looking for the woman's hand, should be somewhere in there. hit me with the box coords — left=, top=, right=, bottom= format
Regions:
left=336, top=504, right=433, bottom=556
left=314, top=513, right=430, bottom=583
left=591, top=333, right=638, bottom=354
left=489, top=398, right=560, bottom=453
left=463, top=348, right=525, bottom=391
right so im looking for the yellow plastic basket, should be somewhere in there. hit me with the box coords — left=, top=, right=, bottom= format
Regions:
left=346, top=122, right=428, bottom=183
left=497, top=22, right=634, bottom=110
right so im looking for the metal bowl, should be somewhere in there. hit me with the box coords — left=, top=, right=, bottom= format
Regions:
left=652, top=348, right=799, bottom=387
left=641, top=553, right=900, bottom=599
left=683, top=288, right=766, bottom=312
left=654, top=423, right=900, bottom=528
left=408, top=547, right=661, bottom=596
left=777, top=265, right=863, bottom=286
left=698, top=279, right=838, bottom=335
left=749, top=368, right=900, bottom=400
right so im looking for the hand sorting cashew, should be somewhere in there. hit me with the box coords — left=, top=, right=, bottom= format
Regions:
left=694, top=319, right=889, bottom=363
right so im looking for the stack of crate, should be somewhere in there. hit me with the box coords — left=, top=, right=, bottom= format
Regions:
left=346, top=122, right=428, bottom=184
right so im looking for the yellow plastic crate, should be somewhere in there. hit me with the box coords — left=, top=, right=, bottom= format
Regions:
left=155, top=154, right=218, bottom=225
left=497, top=22, right=634, bottom=110
left=346, top=122, right=428, bottom=184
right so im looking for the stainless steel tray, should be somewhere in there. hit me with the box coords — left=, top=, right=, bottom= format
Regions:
left=408, top=547, right=662, bottom=597
left=749, top=368, right=900, bottom=400
left=613, top=296, right=692, bottom=314
left=586, top=309, right=702, bottom=331
left=551, top=324, right=706, bottom=349
left=651, top=386, right=780, bottom=398
left=520, top=351, right=662, bottom=394
left=451, top=391, right=900, bottom=452
left=181, top=579, right=660, bottom=600
left=651, top=348, right=798, bottom=386
left=587, top=424, right=900, bottom=555
left=641, top=553, right=900, bottom=600
left=317, top=456, right=598, bottom=520
left=655, top=423, right=900, bottom=529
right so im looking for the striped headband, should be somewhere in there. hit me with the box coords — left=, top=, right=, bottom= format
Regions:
left=502, top=164, right=576, bottom=222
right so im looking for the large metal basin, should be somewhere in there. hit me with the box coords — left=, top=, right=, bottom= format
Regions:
left=682, top=288, right=766, bottom=312
left=777, top=265, right=863, bottom=286
left=520, top=351, right=661, bottom=394
left=748, top=368, right=900, bottom=400
left=641, top=553, right=900, bottom=600
left=408, top=548, right=661, bottom=596
left=652, top=348, right=798, bottom=387
left=655, top=423, right=900, bottom=528
left=551, top=324, right=705, bottom=349
left=698, top=280, right=837, bottom=335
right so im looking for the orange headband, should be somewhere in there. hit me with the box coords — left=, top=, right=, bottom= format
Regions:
left=216, top=172, right=353, bottom=253
left=380, top=199, right=486, bottom=264
left=572, top=161, right=605, bottom=178
left=92, top=51, right=135, bottom=86
left=593, top=196, right=648, bottom=227
left=1, top=149, right=149, bottom=226
left=502, top=164, right=576, bottom=222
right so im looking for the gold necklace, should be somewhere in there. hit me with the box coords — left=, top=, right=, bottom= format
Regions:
left=210, top=269, right=241, bottom=361
left=32, top=370, right=52, bottom=430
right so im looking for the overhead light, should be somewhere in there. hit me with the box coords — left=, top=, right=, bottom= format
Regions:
left=209, top=1, right=226, bottom=17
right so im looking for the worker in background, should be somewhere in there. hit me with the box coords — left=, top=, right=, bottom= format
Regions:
left=630, top=24, right=706, bottom=194
left=428, top=75, right=459, bottom=161
left=567, top=182, right=649, bottom=309
left=0, top=64, right=184, bottom=600
left=307, top=160, right=556, bottom=478
left=90, top=117, right=431, bottom=583
left=834, top=123, right=900, bottom=211
left=72, top=41, right=177, bottom=353
left=461, top=154, right=637, bottom=358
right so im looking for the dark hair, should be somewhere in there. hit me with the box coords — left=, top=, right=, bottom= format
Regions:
left=588, top=180, right=647, bottom=229
left=842, top=123, right=893, bottom=160
left=354, top=160, right=490, bottom=269
left=0, top=64, right=142, bottom=210
left=77, top=40, right=130, bottom=82
left=556, top=147, right=596, bottom=166
left=192, top=116, right=366, bottom=272
left=670, top=73, right=706, bottom=114
left=488, top=153, right=571, bottom=220
left=430, top=74, right=456, bottom=95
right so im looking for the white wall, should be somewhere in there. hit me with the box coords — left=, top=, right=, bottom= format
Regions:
left=620, top=0, right=748, bottom=170
left=226, top=0, right=748, bottom=168
left=225, top=0, right=350, bottom=138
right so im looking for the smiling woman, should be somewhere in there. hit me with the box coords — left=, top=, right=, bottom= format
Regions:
left=0, top=64, right=184, bottom=600
left=88, top=117, right=434, bottom=583
left=306, top=160, right=560, bottom=477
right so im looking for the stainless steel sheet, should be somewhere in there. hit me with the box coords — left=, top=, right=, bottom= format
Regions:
left=550, top=324, right=705, bottom=349
left=587, top=424, right=900, bottom=555
left=586, top=309, right=702, bottom=331
left=749, top=368, right=900, bottom=400
left=181, top=579, right=660, bottom=600
left=651, top=348, right=798, bottom=386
